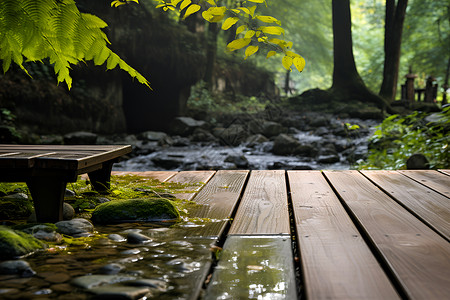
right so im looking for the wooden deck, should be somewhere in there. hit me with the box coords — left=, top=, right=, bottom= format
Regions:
left=125, top=169, right=450, bottom=300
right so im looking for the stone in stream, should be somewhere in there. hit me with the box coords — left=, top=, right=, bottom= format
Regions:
left=0, top=260, right=36, bottom=277
left=127, top=232, right=152, bottom=244
left=91, top=198, right=180, bottom=224
left=71, top=274, right=136, bottom=289
left=0, top=193, right=33, bottom=220
left=22, top=224, right=62, bottom=243
left=88, top=285, right=152, bottom=299
left=55, top=218, right=94, bottom=237
left=98, top=263, right=125, bottom=275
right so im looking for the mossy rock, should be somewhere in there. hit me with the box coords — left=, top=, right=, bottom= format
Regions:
left=91, top=198, right=180, bottom=224
left=0, top=194, right=33, bottom=220
left=0, top=226, right=46, bottom=259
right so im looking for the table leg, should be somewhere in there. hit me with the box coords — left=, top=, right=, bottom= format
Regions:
left=88, top=161, right=114, bottom=192
left=27, top=177, right=66, bottom=222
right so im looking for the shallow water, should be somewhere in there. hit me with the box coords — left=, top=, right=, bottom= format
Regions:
left=0, top=222, right=217, bottom=299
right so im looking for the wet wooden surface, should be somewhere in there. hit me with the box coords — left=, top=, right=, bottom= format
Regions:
left=105, top=170, right=450, bottom=299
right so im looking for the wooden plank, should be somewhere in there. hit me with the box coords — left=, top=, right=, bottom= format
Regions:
left=397, top=170, right=450, bottom=198
left=288, top=171, right=400, bottom=300
left=205, top=235, right=297, bottom=300
left=0, top=145, right=128, bottom=151
left=186, top=170, right=249, bottom=237
left=229, top=170, right=290, bottom=235
left=111, top=171, right=177, bottom=182
left=438, top=169, right=450, bottom=176
left=168, top=171, right=216, bottom=201
left=324, top=170, right=450, bottom=300
left=362, top=170, right=450, bottom=240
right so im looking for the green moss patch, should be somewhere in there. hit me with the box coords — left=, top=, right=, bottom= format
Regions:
left=0, top=226, right=46, bottom=259
left=91, top=198, right=180, bottom=224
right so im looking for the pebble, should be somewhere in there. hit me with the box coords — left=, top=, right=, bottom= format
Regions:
left=88, top=285, right=151, bottom=299
left=127, top=232, right=152, bottom=244
left=98, top=263, right=124, bottom=275
left=108, top=233, right=126, bottom=242
left=55, top=218, right=94, bottom=237
left=127, top=279, right=168, bottom=291
left=42, top=272, right=71, bottom=283
left=71, top=274, right=136, bottom=289
left=0, top=260, right=36, bottom=277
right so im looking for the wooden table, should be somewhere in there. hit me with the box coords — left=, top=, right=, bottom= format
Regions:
left=0, top=145, right=131, bottom=222
left=135, top=169, right=450, bottom=300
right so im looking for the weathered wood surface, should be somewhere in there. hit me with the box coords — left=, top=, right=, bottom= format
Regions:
left=288, top=171, right=399, bottom=299
left=324, top=170, right=450, bottom=299
left=229, top=170, right=290, bottom=235
left=398, top=170, right=450, bottom=198
left=111, top=171, right=177, bottom=182
left=168, top=171, right=216, bottom=201
left=361, top=170, right=450, bottom=240
left=438, top=169, right=450, bottom=176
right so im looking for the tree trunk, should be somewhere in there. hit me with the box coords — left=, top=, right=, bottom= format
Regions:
left=204, top=22, right=218, bottom=90
left=379, top=0, right=408, bottom=103
left=330, top=0, right=389, bottom=110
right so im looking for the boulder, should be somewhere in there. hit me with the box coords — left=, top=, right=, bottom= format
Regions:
left=0, top=193, right=33, bottom=219
left=272, top=134, right=301, bottom=156
left=63, top=131, right=98, bottom=145
left=91, top=198, right=180, bottom=224
left=245, top=134, right=269, bottom=147
left=248, top=120, right=286, bottom=137
left=406, top=153, right=430, bottom=170
left=169, top=117, right=206, bottom=136
left=22, top=224, right=62, bottom=243
left=137, top=131, right=168, bottom=142
left=224, top=155, right=249, bottom=168
left=214, top=124, right=249, bottom=146
left=0, top=226, right=46, bottom=259
left=190, top=128, right=217, bottom=143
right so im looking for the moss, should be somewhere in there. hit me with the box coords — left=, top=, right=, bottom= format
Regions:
left=0, top=226, right=46, bottom=259
left=0, top=195, right=33, bottom=220
left=91, top=198, right=180, bottom=224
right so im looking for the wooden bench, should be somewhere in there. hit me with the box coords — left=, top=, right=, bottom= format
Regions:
left=0, top=145, right=131, bottom=222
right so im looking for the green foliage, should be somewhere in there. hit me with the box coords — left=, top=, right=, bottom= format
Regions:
left=152, top=0, right=305, bottom=72
left=0, top=0, right=150, bottom=89
left=358, top=107, right=450, bottom=170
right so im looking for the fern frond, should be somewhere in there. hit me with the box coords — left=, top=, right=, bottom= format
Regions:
left=0, top=0, right=150, bottom=89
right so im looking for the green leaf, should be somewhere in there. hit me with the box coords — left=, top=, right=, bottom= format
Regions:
left=226, top=38, right=251, bottom=51
left=183, top=4, right=200, bottom=19
left=222, top=17, right=239, bottom=30
left=244, top=45, right=258, bottom=59
left=282, top=55, right=293, bottom=70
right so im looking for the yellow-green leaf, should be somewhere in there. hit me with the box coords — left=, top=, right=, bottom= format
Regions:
left=293, top=56, right=306, bottom=72
left=286, top=51, right=300, bottom=58
left=205, top=0, right=216, bottom=5
left=231, top=9, right=240, bottom=14
left=237, top=7, right=251, bottom=15
left=244, top=45, right=259, bottom=59
left=202, top=6, right=227, bottom=22
left=248, top=6, right=257, bottom=17
left=247, top=0, right=264, bottom=2
left=171, top=0, right=182, bottom=6
left=180, top=0, right=191, bottom=11
left=236, top=25, right=247, bottom=35
left=183, top=4, right=200, bottom=19
left=282, top=55, right=293, bottom=70
left=259, top=26, right=285, bottom=36
left=244, top=30, right=255, bottom=39
left=266, top=51, right=277, bottom=58
left=222, top=17, right=239, bottom=30
left=227, top=38, right=251, bottom=51
left=255, top=15, right=280, bottom=25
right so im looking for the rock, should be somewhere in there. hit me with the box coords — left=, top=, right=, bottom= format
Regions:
left=190, top=128, right=217, bottom=143
left=137, top=131, right=168, bottom=142
left=71, top=274, right=136, bottom=289
left=245, top=134, right=269, bottom=147
left=0, top=226, right=45, bottom=259
left=127, top=232, right=152, bottom=244
left=214, top=124, right=249, bottom=146
left=309, top=116, right=330, bottom=127
left=98, top=263, right=125, bottom=275
left=248, top=120, right=286, bottom=137
left=88, top=286, right=151, bottom=299
left=22, top=224, right=62, bottom=243
left=272, top=134, right=302, bottom=155
left=152, top=155, right=183, bottom=169
left=65, top=189, right=76, bottom=197
left=0, top=260, right=36, bottom=277
left=317, top=154, right=340, bottom=164
left=91, top=198, right=180, bottom=224
left=108, top=234, right=126, bottom=242
left=0, top=193, right=33, bottom=219
left=63, top=131, right=98, bottom=145
left=169, top=117, right=206, bottom=136
left=63, top=202, right=75, bottom=220
left=406, top=153, right=430, bottom=170
left=55, top=218, right=94, bottom=237
left=127, top=279, right=168, bottom=291
left=224, top=155, right=249, bottom=168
